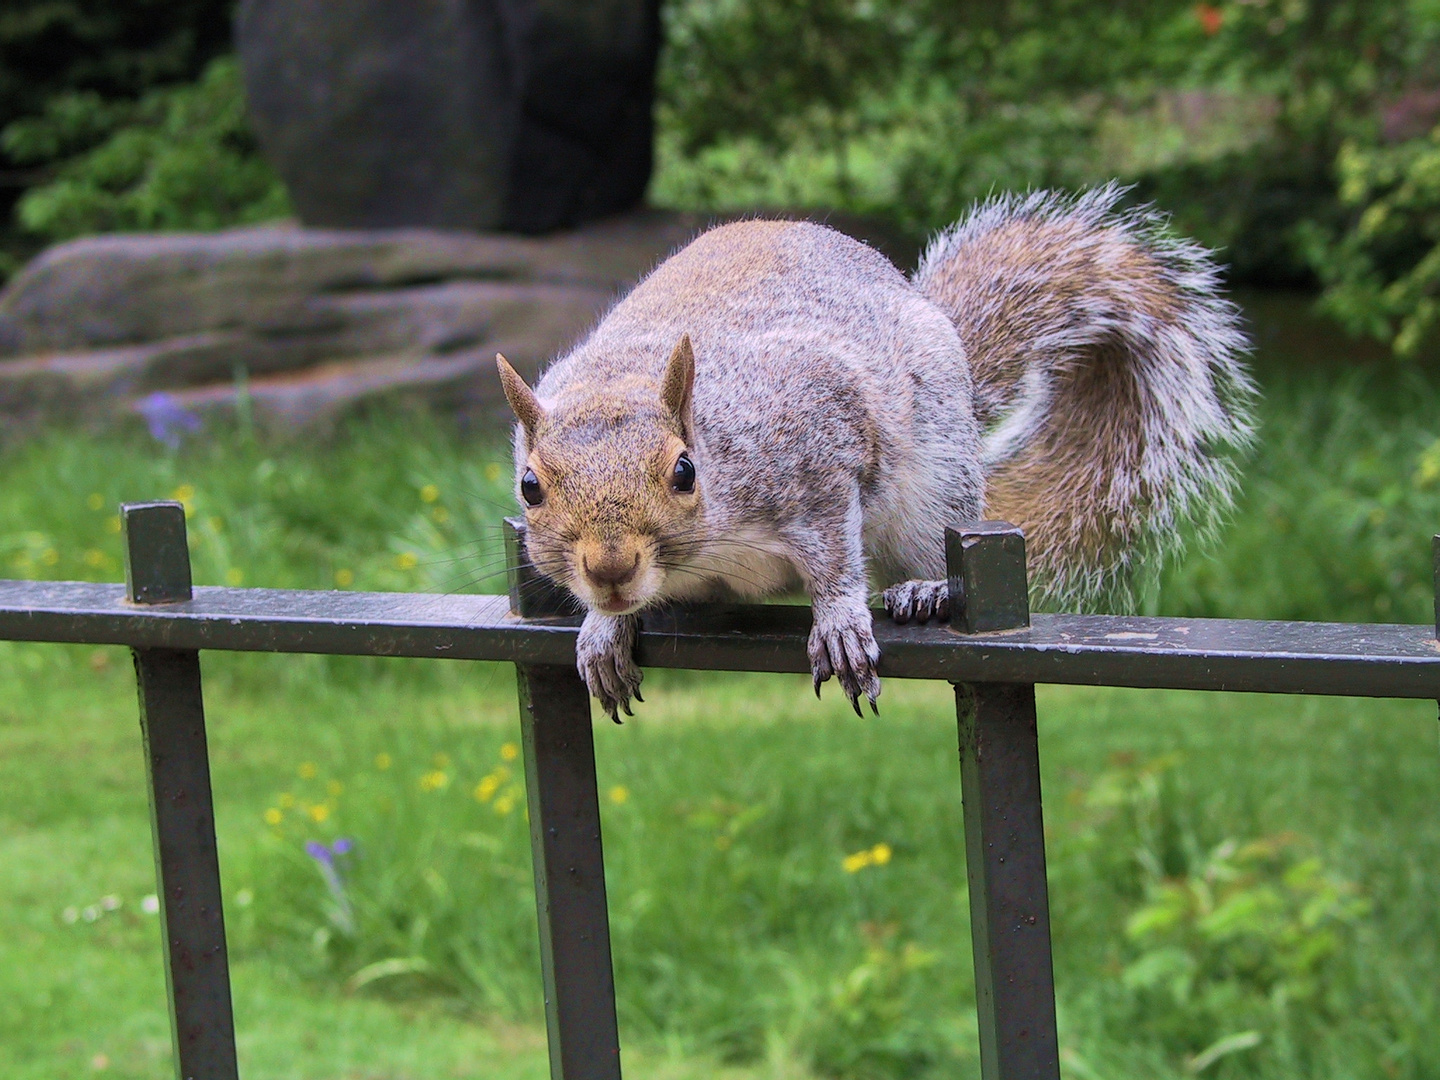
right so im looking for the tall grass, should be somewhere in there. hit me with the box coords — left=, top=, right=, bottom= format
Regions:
left=1, top=350, right=1438, bottom=1078
left=1153, top=365, right=1440, bottom=624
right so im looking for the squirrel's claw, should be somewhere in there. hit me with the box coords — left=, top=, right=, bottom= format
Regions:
left=883, top=580, right=951, bottom=625
left=808, top=600, right=881, bottom=717
left=576, top=611, right=643, bottom=722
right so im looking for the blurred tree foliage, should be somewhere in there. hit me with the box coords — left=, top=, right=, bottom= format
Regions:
left=4, top=57, right=287, bottom=240
left=657, top=0, right=1440, bottom=289
left=0, top=0, right=236, bottom=272
left=4, top=0, right=1440, bottom=335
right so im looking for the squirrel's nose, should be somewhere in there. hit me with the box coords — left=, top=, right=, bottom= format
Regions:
left=583, top=551, right=640, bottom=588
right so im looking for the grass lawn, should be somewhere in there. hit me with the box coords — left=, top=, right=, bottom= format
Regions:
left=1, top=644, right=1436, bottom=1079
left=0, top=649, right=843, bottom=1079
left=2, top=297, right=1440, bottom=1077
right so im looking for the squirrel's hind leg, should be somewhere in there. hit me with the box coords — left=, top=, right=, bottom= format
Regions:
left=882, top=580, right=952, bottom=625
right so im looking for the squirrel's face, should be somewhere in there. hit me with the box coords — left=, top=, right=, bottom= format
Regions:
left=497, top=337, right=701, bottom=616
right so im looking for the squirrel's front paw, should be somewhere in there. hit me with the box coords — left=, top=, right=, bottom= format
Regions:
left=576, top=612, right=643, bottom=722
left=808, top=598, right=881, bottom=716
left=883, top=580, right=950, bottom=624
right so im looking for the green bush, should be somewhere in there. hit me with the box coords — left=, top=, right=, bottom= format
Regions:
left=655, top=0, right=1440, bottom=284
left=1305, top=126, right=1440, bottom=356
left=4, top=56, right=288, bottom=240
left=0, top=0, right=234, bottom=272
left=1058, top=754, right=1372, bottom=1076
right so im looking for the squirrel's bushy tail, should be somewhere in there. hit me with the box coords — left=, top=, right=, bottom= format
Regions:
left=915, top=184, right=1256, bottom=607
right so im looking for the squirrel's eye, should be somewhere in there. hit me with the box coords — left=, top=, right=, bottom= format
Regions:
left=671, top=452, right=696, bottom=494
left=520, top=469, right=544, bottom=507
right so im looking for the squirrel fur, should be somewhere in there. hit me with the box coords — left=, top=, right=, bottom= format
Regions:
left=497, top=185, right=1255, bottom=719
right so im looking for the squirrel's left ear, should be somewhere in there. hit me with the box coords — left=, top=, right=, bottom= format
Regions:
left=660, top=334, right=695, bottom=440
left=496, top=353, right=547, bottom=442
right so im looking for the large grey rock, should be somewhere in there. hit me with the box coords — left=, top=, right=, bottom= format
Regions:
left=236, top=0, right=661, bottom=233
left=0, top=209, right=918, bottom=436
left=0, top=210, right=703, bottom=433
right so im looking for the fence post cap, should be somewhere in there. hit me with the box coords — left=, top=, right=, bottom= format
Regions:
left=122, top=502, right=193, bottom=605
left=946, top=521, right=1030, bottom=634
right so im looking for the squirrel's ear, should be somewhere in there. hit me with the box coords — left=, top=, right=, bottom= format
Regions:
left=496, top=354, right=546, bottom=440
left=660, top=334, right=695, bottom=437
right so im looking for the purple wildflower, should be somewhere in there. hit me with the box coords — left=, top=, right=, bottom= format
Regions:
left=304, top=837, right=356, bottom=934
left=136, top=392, right=202, bottom=450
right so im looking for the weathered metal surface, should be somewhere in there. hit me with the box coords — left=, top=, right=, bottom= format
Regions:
left=3, top=579, right=1439, bottom=698
left=958, top=683, right=1061, bottom=1080
left=951, top=525, right=1059, bottom=1080
left=508, top=518, right=624, bottom=1079
left=948, top=523, right=1029, bottom=634
left=123, top=504, right=238, bottom=1080
left=123, top=501, right=194, bottom=604
left=516, top=666, right=624, bottom=1080
left=1433, top=534, right=1438, bottom=640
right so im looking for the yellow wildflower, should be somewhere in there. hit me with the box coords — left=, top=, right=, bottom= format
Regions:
left=106, top=515, right=121, bottom=534
left=500, top=742, right=519, bottom=762
left=279, top=792, right=296, bottom=809
left=298, top=762, right=317, bottom=780
left=474, top=774, right=502, bottom=802
left=171, top=484, right=196, bottom=503
left=842, top=843, right=894, bottom=873
left=86, top=493, right=104, bottom=511
left=374, top=752, right=392, bottom=770
left=334, top=568, right=355, bottom=587
left=225, top=568, right=244, bottom=586
left=842, top=850, right=872, bottom=874
left=309, top=803, right=331, bottom=823
left=420, top=484, right=440, bottom=503
left=83, top=549, right=107, bottom=568
left=41, top=549, right=59, bottom=566
left=263, top=808, right=282, bottom=826
left=609, top=785, right=630, bottom=805
left=484, top=462, right=502, bottom=482
left=493, top=794, right=516, bottom=815
left=420, top=770, right=449, bottom=792
left=395, top=552, right=419, bottom=570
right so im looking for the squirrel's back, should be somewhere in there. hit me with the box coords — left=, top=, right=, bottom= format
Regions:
left=529, top=192, right=1252, bottom=609
left=537, top=219, right=986, bottom=588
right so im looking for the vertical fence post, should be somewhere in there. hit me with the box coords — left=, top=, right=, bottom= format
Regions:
left=948, top=522, right=1060, bottom=1080
left=122, top=502, right=238, bottom=1080
left=506, top=519, right=623, bottom=1080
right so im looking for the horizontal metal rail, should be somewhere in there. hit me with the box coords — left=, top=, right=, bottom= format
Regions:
left=2, top=578, right=1438, bottom=698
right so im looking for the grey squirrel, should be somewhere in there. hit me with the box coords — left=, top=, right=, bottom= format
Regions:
left=497, top=185, right=1255, bottom=719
